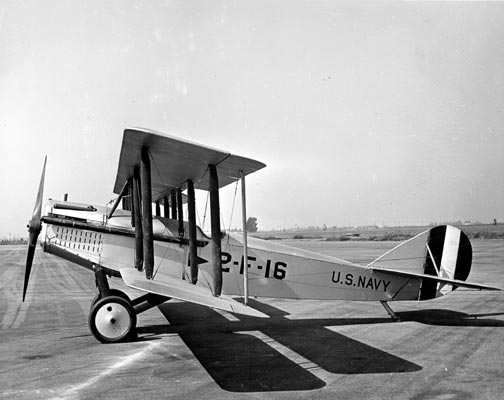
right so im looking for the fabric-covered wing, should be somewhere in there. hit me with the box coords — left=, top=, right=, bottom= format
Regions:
left=113, top=128, right=266, bottom=201
left=120, top=268, right=268, bottom=318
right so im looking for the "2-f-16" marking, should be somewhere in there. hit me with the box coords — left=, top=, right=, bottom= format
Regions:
left=221, top=251, right=288, bottom=280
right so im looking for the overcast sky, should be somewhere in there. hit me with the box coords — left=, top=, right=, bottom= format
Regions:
left=1, top=1, right=503, bottom=237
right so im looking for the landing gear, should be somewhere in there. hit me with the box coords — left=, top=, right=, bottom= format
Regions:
left=89, top=265, right=137, bottom=343
left=88, top=264, right=169, bottom=343
left=89, top=296, right=137, bottom=343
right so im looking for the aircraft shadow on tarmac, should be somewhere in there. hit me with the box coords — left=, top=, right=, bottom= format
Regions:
left=137, top=301, right=504, bottom=392
left=395, top=309, right=504, bottom=326
left=137, top=300, right=428, bottom=392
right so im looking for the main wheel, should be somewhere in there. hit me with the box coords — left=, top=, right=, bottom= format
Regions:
left=90, top=289, right=131, bottom=309
left=89, top=295, right=137, bottom=343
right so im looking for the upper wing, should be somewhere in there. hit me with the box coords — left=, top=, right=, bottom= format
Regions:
left=120, top=268, right=268, bottom=318
left=113, top=128, right=266, bottom=201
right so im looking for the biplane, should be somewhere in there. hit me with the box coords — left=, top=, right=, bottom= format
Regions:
left=24, top=128, right=501, bottom=343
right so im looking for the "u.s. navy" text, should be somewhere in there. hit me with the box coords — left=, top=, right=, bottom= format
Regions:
left=332, top=271, right=391, bottom=291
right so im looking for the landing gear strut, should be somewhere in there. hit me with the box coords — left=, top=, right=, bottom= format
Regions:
left=380, top=301, right=400, bottom=321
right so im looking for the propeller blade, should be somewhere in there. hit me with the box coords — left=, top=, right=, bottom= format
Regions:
left=23, top=156, right=47, bottom=302
left=28, top=156, right=47, bottom=233
left=23, top=231, right=38, bottom=302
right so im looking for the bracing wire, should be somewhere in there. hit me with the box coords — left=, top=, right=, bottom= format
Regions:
left=223, top=173, right=240, bottom=249
left=148, top=149, right=166, bottom=188
left=228, top=175, right=240, bottom=232
left=202, top=191, right=209, bottom=232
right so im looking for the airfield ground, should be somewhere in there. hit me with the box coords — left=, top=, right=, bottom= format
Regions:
left=1, top=240, right=503, bottom=400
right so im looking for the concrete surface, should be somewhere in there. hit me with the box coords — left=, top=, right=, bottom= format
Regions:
left=1, top=241, right=503, bottom=400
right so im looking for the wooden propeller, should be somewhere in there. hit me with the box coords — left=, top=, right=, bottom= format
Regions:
left=23, top=156, right=46, bottom=302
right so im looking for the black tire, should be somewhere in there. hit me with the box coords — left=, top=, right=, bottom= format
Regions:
left=90, top=289, right=131, bottom=309
left=90, top=293, right=101, bottom=310
left=88, top=295, right=137, bottom=343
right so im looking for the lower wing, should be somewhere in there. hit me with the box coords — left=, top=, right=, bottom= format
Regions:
left=120, top=268, right=268, bottom=318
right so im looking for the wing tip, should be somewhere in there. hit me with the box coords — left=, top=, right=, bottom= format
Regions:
left=228, top=302, right=269, bottom=318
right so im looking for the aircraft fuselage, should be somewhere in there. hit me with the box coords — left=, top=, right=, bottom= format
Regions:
left=40, top=199, right=424, bottom=302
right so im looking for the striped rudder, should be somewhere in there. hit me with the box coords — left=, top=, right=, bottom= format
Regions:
left=419, top=225, right=472, bottom=300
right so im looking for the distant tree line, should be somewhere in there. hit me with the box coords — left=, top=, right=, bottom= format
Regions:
left=246, top=217, right=258, bottom=233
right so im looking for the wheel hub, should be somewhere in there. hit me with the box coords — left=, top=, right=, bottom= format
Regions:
left=95, top=301, right=131, bottom=339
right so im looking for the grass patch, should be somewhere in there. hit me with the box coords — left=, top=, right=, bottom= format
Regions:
left=469, top=231, right=504, bottom=240
left=325, top=235, right=351, bottom=242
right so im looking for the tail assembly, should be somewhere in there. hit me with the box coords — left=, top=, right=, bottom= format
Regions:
left=369, top=225, right=499, bottom=300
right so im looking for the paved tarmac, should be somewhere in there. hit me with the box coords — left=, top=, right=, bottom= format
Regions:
left=1, top=241, right=503, bottom=400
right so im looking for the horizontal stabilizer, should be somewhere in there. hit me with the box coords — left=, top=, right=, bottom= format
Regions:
left=120, top=268, right=268, bottom=318
left=370, top=266, right=502, bottom=291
